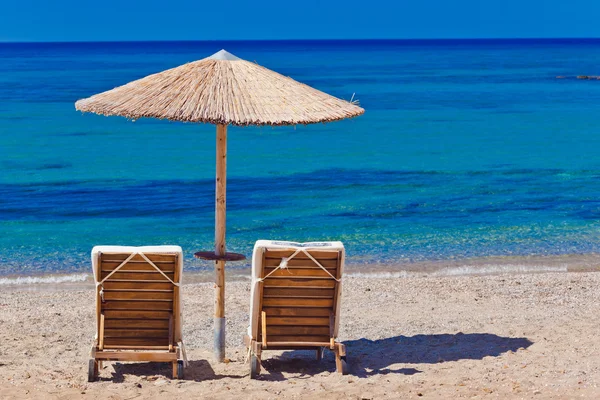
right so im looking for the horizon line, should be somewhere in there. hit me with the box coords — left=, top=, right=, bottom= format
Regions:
left=1, top=37, right=600, bottom=44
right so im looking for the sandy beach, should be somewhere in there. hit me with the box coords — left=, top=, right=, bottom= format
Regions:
left=0, top=271, right=599, bottom=399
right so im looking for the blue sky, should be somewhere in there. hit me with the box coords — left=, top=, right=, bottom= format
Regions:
left=1, top=0, right=600, bottom=42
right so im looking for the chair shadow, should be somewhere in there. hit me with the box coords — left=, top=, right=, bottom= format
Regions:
left=105, top=359, right=242, bottom=382
left=256, top=332, right=533, bottom=380
left=257, top=351, right=338, bottom=381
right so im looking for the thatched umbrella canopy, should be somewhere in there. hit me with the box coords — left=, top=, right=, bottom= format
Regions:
left=75, top=50, right=363, bottom=126
left=75, top=49, right=364, bottom=362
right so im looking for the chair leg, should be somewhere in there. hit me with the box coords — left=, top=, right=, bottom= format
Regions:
left=316, top=347, right=324, bottom=361
left=88, top=343, right=98, bottom=382
left=171, top=360, right=184, bottom=379
left=177, top=360, right=184, bottom=379
left=88, top=359, right=98, bottom=382
left=250, top=354, right=259, bottom=379
left=174, top=346, right=185, bottom=379
left=249, top=340, right=262, bottom=379
left=334, top=343, right=348, bottom=375
left=256, top=344, right=262, bottom=374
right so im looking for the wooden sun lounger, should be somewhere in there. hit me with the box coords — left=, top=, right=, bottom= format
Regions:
left=244, top=241, right=348, bottom=378
left=88, top=246, right=186, bottom=382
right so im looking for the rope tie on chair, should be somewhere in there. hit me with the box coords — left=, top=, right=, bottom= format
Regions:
left=180, top=341, right=189, bottom=367
left=244, top=345, right=263, bottom=368
left=244, top=346, right=253, bottom=364
left=256, top=248, right=341, bottom=282
left=96, top=251, right=180, bottom=301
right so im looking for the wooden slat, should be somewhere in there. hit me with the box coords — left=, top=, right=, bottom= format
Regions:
left=99, top=313, right=105, bottom=350
left=329, top=312, right=335, bottom=338
left=96, top=287, right=102, bottom=341
left=261, top=311, right=267, bottom=347
left=263, top=326, right=330, bottom=336
left=168, top=314, right=173, bottom=352
left=101, top=272, right=174, bottom=281
left=263, top=278, right=336, bottom=288
left=264, top=316, right=329, bottom=326
left=101, top=281, right=175, bottom=290
left=264, top=250, right=340, bottom=260
left=263, top=307, right=332, bottom=317
left=172, top=254, right=180, bottom=344
left=102, top=291, right=174, bottom=301
left=104, top=329, right=169, bottom=338
left=265, top=342, right=330, bottom=349
left=257, top=251, right=266, bottom=340
left=264, top=265, right=337, bottom=272
left=262, top=268, right=335, bottom=278
left=104, top=319, right=170, bottom=329
left=101, top=262, right=175, bottom=272
left=263, top=258, right=339, bottom=268
left=104, top=310, right=172, bottom=319
left=95, top=351, right=177, bottom=362
left=332, top=252, right=342, bottom=328
left=266, top=335, right=331, bottom=343
left=262, top=298, right=334, bottom=307
left=102, top=301, right=173, bottom=311
left=103, top=337, right=169, bottom=347
left=263, top=287, right=335, bottom=298
left=102, top=345, right=170, bottom=350
left=100, top=253, right=178, bottom=263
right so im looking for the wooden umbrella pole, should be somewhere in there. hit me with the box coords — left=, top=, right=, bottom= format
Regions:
left=214, top=123, right=227, bottom=362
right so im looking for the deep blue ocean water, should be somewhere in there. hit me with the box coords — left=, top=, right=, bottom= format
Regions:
left=2, top=39, right=600, bottom=278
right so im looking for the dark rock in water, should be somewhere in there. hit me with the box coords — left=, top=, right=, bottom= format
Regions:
left=555, top=75, right=600, bottom=80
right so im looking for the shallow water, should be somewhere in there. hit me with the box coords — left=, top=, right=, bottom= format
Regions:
left=2, top=39, right=600, bottom=277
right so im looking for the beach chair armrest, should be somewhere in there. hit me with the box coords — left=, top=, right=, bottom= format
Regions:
left=261, top=311, right=267, bottom=348
left=99, top=313, right=105, bottom=350
left=329, top=311, right=336, bottom=349
left=168, top=314, right=174, bottom=351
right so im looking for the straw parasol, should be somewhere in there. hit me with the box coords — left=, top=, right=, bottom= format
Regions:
left=75, top=49, right=364, bottom=362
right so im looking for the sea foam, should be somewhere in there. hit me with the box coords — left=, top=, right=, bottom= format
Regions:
left=347, top=263, right=568, bottom=278
left=0, top=273, right=89, bottom=285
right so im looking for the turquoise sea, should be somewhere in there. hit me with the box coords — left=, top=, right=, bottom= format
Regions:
left=2, top=39, right=600, bottom=281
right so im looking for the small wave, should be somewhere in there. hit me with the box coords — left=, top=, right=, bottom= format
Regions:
left=347, top=264, right=568, bottom=278
left=430, top=264, right=568, bottom=277
left=0, top=273, right=89, bottom=285
left=347, top=271, right=411, bottom=278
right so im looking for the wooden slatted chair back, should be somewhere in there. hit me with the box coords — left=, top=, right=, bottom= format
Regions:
left=96, top=252, right=180, bottom=349
left=258, top=248, right=342, bottom=347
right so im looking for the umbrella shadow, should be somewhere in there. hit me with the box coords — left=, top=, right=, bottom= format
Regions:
left=347, top=333, right=533, bottom=378
left=104, top=359, right=241, bottom=382
left=255, top=332, right=532, bottom=380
